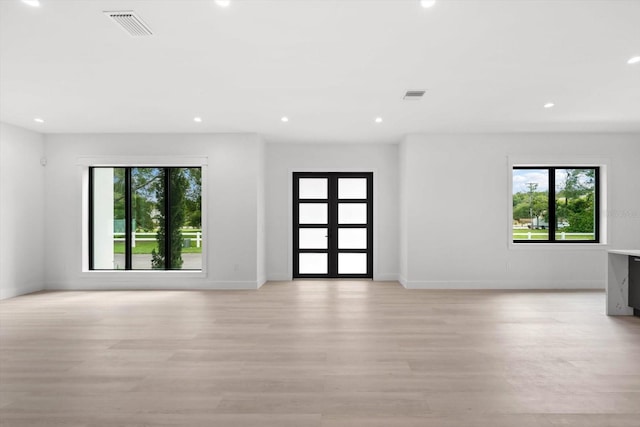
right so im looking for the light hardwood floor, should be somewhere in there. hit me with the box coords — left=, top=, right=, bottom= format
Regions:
left=1, top=281, right=639, bottom=426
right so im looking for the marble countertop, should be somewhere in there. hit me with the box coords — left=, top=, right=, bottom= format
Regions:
left=608, top=249, right=640, bottom=257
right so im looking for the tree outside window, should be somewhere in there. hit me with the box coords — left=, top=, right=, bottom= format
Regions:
left=512, top=167, right=598, bottom=243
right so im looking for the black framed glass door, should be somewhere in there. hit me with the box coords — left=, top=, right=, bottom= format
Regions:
left=293, top=172, right=373, bottom=279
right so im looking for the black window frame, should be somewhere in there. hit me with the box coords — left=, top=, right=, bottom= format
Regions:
left=88, top=166, right=202, bottom=270
left=513, top=166, right=600, bottom=244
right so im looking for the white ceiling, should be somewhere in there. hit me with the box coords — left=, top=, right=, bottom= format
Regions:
left=1, top=0, right=639, bottom=143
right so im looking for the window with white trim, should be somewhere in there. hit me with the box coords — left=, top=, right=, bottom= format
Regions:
left=512, top=167, right=599, bottom=243
left=89, top=166, right=202, bottom=270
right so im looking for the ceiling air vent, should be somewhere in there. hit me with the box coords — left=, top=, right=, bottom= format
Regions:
left=104, top=11, right=153, bottom=37
left=403, top=90, right=426, bottom=100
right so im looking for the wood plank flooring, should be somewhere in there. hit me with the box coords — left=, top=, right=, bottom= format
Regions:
left=1, top=281, right=639, bottom=426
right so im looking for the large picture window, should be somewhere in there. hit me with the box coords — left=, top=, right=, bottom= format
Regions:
left=512, top=167, right=599, bottom=243
left=89, top=167, right=202, bottom=270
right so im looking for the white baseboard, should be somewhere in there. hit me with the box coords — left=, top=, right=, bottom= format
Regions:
left=41, top=278, right=603, bottom=292
left=266, top=275, right=291, bottom=281
left=267, top=274, right=400, bottom=282
left=399, top=275, right=408, bottom=288
left=0, top=282, right=44, bottom=300
left=403, top=279, right=604, bottom=290
left=374, top=273, right=399, bottom=282
left=45, top=280, right=260, bottom=291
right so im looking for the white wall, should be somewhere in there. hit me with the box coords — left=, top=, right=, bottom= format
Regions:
left=265, top=143, right=399, bottom=281
left=43, top=133, right=265, bottom=290
left=256, top=137, right=267, bottom=287
left=399, top=133, right=640, bottom=289
left=399, top=140, right=409, bottom=284
left=3, top=127, right=637, bottom=296
left=0, top=123, right=45, bottom=299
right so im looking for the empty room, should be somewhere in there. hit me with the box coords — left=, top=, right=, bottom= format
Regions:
left=1, top=0, right=639, bottom=426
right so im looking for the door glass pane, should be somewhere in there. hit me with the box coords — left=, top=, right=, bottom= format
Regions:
left=299, top=253, right=328, bottom=274
left=338, top=203, right=367, bottom=224
left=299, top=228, right=328, bottom=249
left=338, top=253, right=367, bottom=274
left=512, top=169, right=549, bottom=241
left=338, top=178, right=367, bottom=199
left=299, top=203, right=328, bottom=224
left=91, top=167, right=125, bottom=270
left=554, top=168, right=596, bottom=241
left=299, top=178, right=328, bottom=199
left=338, top=228, right=367, bottom=249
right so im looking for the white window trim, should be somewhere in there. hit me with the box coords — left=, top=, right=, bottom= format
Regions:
left=507, top=154, right=609, bottom=250
left=79, top=156, right=208, bottom=276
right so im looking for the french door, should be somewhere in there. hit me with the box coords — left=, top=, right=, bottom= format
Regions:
left=293, top=172, right=373, bottom=279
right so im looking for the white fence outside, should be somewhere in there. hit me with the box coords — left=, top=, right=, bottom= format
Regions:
left=113, top=231, right=201, bottom=248
left=513, top=232, right=594, bottom=240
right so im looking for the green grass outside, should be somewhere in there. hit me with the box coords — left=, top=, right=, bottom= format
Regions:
left=114, top=230, right=203, bottom=254
left=114, top=241, right=202, bottom=254
left=512, top=228, right=595, bottom=241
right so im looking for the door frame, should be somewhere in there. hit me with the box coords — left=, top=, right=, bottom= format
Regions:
left=292, top=171, right=373, bottom=279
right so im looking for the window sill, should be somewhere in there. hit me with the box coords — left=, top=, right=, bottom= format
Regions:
left=509, top=242, right=609, bottom=251
left=82, top=269, right=206, bottom=278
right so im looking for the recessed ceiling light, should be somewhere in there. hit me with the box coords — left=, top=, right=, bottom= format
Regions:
left=193, top=117, right=202, bottom=123
left=214, top=0, right=230, bottom=7
left=628, top=56, right=640, bottom=65
left=420, top=0, right=436, bottom=8
left=375, top=117, right=383, bottom=123
left=34, top=118, right=44, bottom=123
left=281, top=116, right=289, bottom=123
left=21, top=0, right=40, bottom=7
left=543, top=103, right=555, bottom=109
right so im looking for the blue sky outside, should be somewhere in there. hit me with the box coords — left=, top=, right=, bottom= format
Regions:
left=512, top=169, right=548, bottom=194
left=513, top=169, right=594, bottom=195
